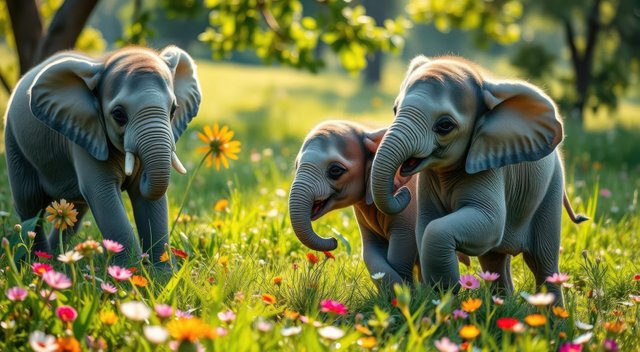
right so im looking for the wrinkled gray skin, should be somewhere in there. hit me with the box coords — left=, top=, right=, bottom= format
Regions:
left=288, top=121, right=471, bottom=289
left=371, top=56, right=587, bottom=299
left=4, top=46, right=201, bottom=268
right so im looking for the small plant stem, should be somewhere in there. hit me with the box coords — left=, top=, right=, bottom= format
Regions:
left=170, top=151, right=210, bottom=236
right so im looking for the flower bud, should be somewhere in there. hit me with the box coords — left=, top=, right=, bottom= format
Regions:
left=13, top=224, right=22, bottom=233
left=27, top=231, right=37, bottom=240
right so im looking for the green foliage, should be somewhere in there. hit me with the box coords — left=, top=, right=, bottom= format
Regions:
left=510, top=42, right=555, bottom=79
left=199, top=0, right=410, bottom=73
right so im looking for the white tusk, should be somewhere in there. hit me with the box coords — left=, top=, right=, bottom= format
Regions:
left=171, top=152, right=187, bottom=174
left=125, top=152, right=135, bottom=176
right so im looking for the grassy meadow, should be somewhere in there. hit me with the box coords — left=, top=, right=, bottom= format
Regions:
left=0, top=59, right=640, bottom=351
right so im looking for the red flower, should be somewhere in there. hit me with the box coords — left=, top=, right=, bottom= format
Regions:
left=633, top=274, right=640, bottom=281
left=391, top=298, right=398, bottom=307
left=323, top=251, right=335, bottom=260
left=306, top=253, right=319, bottom=265
left=34, top=250, right=53, bottom=260
left=171, top=247, right=188, bottom=259
left=497, top=317, right=520, bottom=331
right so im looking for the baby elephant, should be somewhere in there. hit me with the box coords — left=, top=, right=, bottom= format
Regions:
left=288, top=120, right=469, bottom=289
left=4, top=46, right=201, bottom=267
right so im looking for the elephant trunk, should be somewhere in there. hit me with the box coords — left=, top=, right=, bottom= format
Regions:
left=288, top=166, right=338, bottom=251
left=130, top=108, right=174, bottom=201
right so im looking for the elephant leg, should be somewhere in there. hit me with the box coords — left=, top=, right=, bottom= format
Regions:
left=478, top=252, right=514, bottom=295
left=387, top=227, right=418, bottom=283
left=47, top=202, right=89, bottom=253
left=129, top=191, right=170, bottom=270
left=361, top=229, right=405, bottom=291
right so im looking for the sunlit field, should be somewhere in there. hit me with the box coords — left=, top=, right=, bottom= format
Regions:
left=1, top=60, right=640, bottom=351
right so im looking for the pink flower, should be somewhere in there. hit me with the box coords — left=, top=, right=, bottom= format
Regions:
left=42, top=271, right=72, bottom=290
left=546, top=273, right=571, bottom=284
left=599, top=188, right=612, bottom=198
left=107, top=265, right=132, bottom=281
left=7, top=287, right=28, bottom=301
left=492, top=296, right=504, bottom=305
left=56, top=305, right=78, bottom=322
left=458, top=274, right=480, bottom=289
left=101, top=282, right=117, bottom=294
left=217, top=309, right=236, bottom=323
left=102, top=239, right=124, bottom=254
left=559, top=342, right=583, bottom=352
left=452, top=309, right=468, bottom=320
left=320, top=299, right=348, bottom=315
left=434, top=337, right=459, bottom=352
left=176, top=309, right=193, bottom=318
left=34, top=250, right=53, bottom=260
left=478, top=271, right=500, bottom=282
left=32, top=263, right=53, bottom=277
left=40, top=289, right=57, bottom=301
left=155, top=304, right=173, bottom=318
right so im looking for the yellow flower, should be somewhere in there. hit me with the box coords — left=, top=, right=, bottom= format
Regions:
left=218, top=255, right=229, bottom=267
left=459, top=325, right=480, bottom=340
left=160, top=252, right=170, bottom=262
left=552, top=306, right=569, bottom=318
left=167, top=317, right=217, bottom=342
left=75, top=239, right=103, bottom=257
left=45, top=199, right=78, bottom=231
left=131, top=275, right=148, bottom=287
left=524, top=313, right=547, bottom=327
left=358, top=336, right=378, bottom=348
left=262, top=294, right=276, bottom=305
left=272, top=276, right=283, bottom=285
left=100, top=310, right=118, bottom=325
left=461, top=298, right=482, bottom=313
left=196, top=123, right=241, bottom=170
left=355, top=324, right=373, bottom=335
left=214, top=199, right=229, bottom=212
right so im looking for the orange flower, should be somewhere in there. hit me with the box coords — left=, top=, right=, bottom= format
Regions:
left=323, top=251, right=335, bottom=260
left=358, top=336, right=377, bottom=348
left=214, top=199, right=229, bottom=212
left=461, top=298, right=482, bottom=313
left=167, top=317, right=217, bottom=342
left=45, top=199, right=78, bottom=231
left=604, top=320, right=626, bottom=334
left=262, top=294, right=276, bottom=305
left=196, top=123, right=241, bottom=170
left=306, top=253, right=319, bottom=265
left=272, top=276, right=283, bottom=285
left=56, top=336, right=81, bottom=352
left=524, top=314, right=547, bottom=327
left=355, top=324, right=373, bottom=335
left=459, top=325, right=480, bottom=340
left=160, top=252, right=170, bottom=262
left=284, top=309, right=299, bottom=320
left=552, top=306, right=569, bottom=318
left=131, top=275, right=148, bottom=287
left=559, top=331, right=567, bottom=339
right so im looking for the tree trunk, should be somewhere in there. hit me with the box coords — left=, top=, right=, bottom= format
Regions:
left=362, top=0, right=389, bottom=86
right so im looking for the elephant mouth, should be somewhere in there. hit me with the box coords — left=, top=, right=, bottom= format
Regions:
left=400, top=157, right=428, bottom=176
left=311, top=197, right=331, bottom=221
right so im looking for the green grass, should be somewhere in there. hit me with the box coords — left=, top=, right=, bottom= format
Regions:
left=0, top=60, right=640, bottom=351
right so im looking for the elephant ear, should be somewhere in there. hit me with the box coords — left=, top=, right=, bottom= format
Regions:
left=465, top=80, right=563, bottom=174
left=29, top=57, right=108, bottom=161
left=161, top=46, right=202, bottom=142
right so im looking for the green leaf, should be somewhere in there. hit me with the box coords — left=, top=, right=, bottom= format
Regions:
left=331, top=227, right=351, bottom=256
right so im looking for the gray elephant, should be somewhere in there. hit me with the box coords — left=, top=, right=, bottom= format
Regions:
left=370, top=56, right=587, bottom=298
left=288, top=120, right=470, bottom=289
left=4, top=46, right=201, bottom=267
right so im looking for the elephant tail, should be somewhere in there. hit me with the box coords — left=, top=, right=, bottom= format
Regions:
left=563, top=192, right=589, bottom=224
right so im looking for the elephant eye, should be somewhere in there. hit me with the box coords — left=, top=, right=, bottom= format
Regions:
left=433, top=116, right=456, bottom=136
left=170, top=102, right=178, bottom=120
left=111, top=107, right=128, bottom=126
left=327, top=163, right=346, bottom=180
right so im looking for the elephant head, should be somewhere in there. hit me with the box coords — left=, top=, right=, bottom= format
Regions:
left=28, top=46, right=201, bottom=200
left=288, top=121, right=396, bottom=251
left=371, top=56, right=563, bottom=214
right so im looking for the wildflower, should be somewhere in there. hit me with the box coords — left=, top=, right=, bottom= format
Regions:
left=492, top=296, right=504, bottom=305
left=323, top=251, right=335, bottom=260
left=284, top=309, right=300, bottom=320
left=32, top=263, right=53, bottom=277
left=217, top=309, right=236, bottom=323
left=108, top=266, right=132, bottom=281
left=355, top=324, right=372, bottom=335
left=196, top=123, right=241, bottom=170
left=546, top=273, right=571, bottom=284
left=371, top=272, right=386, bottom=280
left=45, top=199, right=78, bottom=230
left=573, top=332, right=593, bottom=344
left=34, top=250, right=52, bottom=260
left=176, top=309, right=193, bottom=318
left=603, top=339, right=619, bottom=352
left=167, top=317, right=217, bottom=341
left=599, top=188, right=612, bottom=198
left=559, top=343, right=583, bottom=352
left=358, top=336, right=378, bottom=349
left=434, top=337, right=459, bottom=352
left=144, top=326, right=169, bottom=344
left=155, top=304, right=173, bottom=318
left=553, top=306, right=570, bottom=318
left=160, top=252, right=170, bottom=262
left=214, top=199, right=229, bottom=212
left=524, top=314, right=547, bottom=327
left=633, top=274, right=640, bottom=281
left=320, top=299, right=348, bottom=315
left=6, top=287, right=28, bottom=302
left=459, top=325, right=480, bottom=340
left=458, top=274, right=480, bottom=289
left=101, top=282, right=117, bottom=294
left=575, top=320, right=594, bottom=330
left=262, top=294, right=276, bottom=305
left=56, top=305, right=78, bottom=322
left=40, top=289, right=57, bottom=301
left=306, top=252, right=319, bottom=265
left=256, top=319, right=274, bottom=332
left=55, top=337, right=81, bottom=352
left=461, top=298, right=482, bottom=313
left=102, top=239, right=124, bottom=253
left=120, top=301, right=151, bottom=321
left=57, top=251, right=83, bottom=264
left=281, top=326, right=302, bottom=337
left=74, top=239, right=103, bottom=256
left=99, top=310, right=118, bottom=325
left=42, top=271, right=72, bottom=290
left=391, top=298, right=398, bottom=307
left=318, top=326, right=345, bottom=340
left=630, top=294, right=640, bottom=302
left=29, top=331, right=58, bottom=352
left=171, top=247, right=188, bottom=259
left=478, top=271, right=500, bottom=282
left=131, top=275, right=148, bottom=287
left=604, top=321, right=626, bottom=334
left=496, top=317, right=520, bottom=331
left=525, top=292, right=555, bottom=306
left=452, top=309, right=468, bottom=320
left=218, top=255, right=229, bottom=266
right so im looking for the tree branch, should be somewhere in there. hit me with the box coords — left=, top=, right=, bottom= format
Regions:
left=257, top=0, right=284, bottom=36
left=5, top=0, right=43, bottom=75
left=563, top=19, right=581, bottom=74
left=584, top=0, right=601, bottom=68
left=34, top=0, right=100, bottom=64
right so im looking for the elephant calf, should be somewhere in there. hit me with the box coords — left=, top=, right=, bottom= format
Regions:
left=288, top=120, right=470, bottom=289
left=4, top=46, right=201, bottom=268
left=371, top=55, right=587, bottom=299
